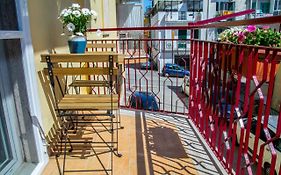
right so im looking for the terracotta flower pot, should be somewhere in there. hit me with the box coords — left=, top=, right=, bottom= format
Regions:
left=221, top=46, right=280, bottom=82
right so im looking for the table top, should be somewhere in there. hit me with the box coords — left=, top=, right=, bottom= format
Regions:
left=41, top=52, right=125, bottom=63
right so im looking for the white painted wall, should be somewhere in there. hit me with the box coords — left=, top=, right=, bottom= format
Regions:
left=117, top=4, right=144, bottom=28
left=235, top=0, right=247, bottom=20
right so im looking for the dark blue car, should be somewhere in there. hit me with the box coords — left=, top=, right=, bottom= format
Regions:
left=140, top=61, right=158, bottom=70
left=129, top=91, right=159, bottom=111
left=162, top=63, right=189, bottom=77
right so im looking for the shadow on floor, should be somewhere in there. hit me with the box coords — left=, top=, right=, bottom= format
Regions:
left=135, top=110, right=223, bottom=175
left=149, top=126, right=187, bottom=158
left=167, top=85, right=189, bottom=109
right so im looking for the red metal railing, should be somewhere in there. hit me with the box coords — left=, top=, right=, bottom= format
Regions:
left=188, top=14, right=281, bottom=175
left=86, top=38, right=190, bottom=114
left=189, top=39, right=281, bottom=175
left=87, top=12, right=281, bottom=175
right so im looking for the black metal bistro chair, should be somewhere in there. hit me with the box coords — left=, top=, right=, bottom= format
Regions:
left=41, top=53, right=122, bottom=175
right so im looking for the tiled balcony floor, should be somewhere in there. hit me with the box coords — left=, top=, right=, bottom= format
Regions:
left=42, top=110, right=226, bottom=175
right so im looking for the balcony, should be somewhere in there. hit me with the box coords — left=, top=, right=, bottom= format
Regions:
left=40, top=12, right=281, bottom=175
left=42, top=110, right=226, bottom=175
left=164, top=12, right=202, bottom=22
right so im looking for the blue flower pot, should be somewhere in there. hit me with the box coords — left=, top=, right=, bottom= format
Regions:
left=68, top=36, right=86, bottom=53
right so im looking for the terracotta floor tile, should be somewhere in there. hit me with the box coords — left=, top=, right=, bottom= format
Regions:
left=42, top=112, right=223, bottom=175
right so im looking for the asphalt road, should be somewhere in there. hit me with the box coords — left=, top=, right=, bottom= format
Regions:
left=120, top=66, right=189, bottom=114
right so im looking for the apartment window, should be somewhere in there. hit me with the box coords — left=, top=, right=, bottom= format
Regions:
left=178, top=11, right=186, bottom=20
left=216, top=2, right=235, bottom=11
left=261, top=2, right=270, bottom=13
left=178, top=30, right=187, bottom=49
left=187, top=0, right=203, bottom=12
left=157, top=1, right=180, bottom=12
left=252, top=1, right=270, bottom=13
left=274, top=0, right=281, bottom=10
left=0, top=40, right=24, bottom=175
left=0, top=1, right=22, bottom=174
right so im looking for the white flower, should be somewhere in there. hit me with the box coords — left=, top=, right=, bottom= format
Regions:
left=60, top=9, right=67, bottom=16
left=66, top=23, right=75, bottom=32
left=82, top=8, right=90, bottom=15
left=63, top=12, right=70, bottom=17
left=72, top=10, right=81, bottom=17
left=72, top=3, right=80, bottom=9
left=67, top=9, right=72, bottom=14
left=76, top=32, right=84, bottom=36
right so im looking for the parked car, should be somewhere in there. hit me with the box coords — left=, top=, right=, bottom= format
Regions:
left=162, top=63, right=190, bottom=77
left=218, top=99, right=242, bottom=122
left=140, top=61, right=157, bottom=70
left=236, top=115, right=281, bottom=175
left=181, top=76, right=190, bottom=96
left=129, top=91, right=159, bottom=111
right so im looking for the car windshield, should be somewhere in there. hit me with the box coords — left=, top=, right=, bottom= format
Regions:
left=174, top=65, right=183, bottom=70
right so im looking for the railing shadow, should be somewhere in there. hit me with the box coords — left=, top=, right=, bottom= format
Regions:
left=167, top=85, right=189, bottom=109
left=134, top=110, right=224, bottom=175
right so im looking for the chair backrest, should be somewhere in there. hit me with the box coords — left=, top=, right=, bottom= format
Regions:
left=41, top=53, right=120, bottom=96
left=86, top=42, right=116, bottom=52
left=41, top=53, right=119, bottom=74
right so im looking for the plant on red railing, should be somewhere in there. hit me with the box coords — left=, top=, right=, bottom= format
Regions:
left=218, top=25, right=281, bottom=47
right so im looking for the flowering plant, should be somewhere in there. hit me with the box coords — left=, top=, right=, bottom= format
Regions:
left=218, top=25, right=281, bottom=47
left=58, top=3, right=97, bottom=36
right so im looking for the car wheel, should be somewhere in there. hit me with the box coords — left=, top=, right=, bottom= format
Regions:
left=235, top=135, right=239, bottom=146
left=263, top=163, right=276, bottom=175
left=165, top=73, right=169, bottom=77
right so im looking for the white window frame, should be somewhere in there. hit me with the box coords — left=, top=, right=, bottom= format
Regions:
left=0, top=0, right=48, bottom=174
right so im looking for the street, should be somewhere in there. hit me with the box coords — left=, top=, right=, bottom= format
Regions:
left=120, top=66, right=189, bottom=114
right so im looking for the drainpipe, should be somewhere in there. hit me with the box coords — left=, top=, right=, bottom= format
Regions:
left=256, top=0, right=258, bottom=16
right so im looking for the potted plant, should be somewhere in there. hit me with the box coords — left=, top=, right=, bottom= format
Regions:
left=58, top=3, right=97, bottom=53
left=218, top=25, right=281, bottom=81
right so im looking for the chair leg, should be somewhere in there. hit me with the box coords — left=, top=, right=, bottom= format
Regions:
left=55, top=154, right=62, bottom=175
left=62, top=125, right=68, bottom=175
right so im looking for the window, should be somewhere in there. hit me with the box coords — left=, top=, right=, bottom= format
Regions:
left=157, top=1, right=180, bottom=12
left=178, top=11, right=186, bottom=20
left=0, top=0, right=19, bottom=30
left=178, top=30, right=187, bottom=49
left=261, top=2, right=270, bottom=13
left=187, top=0, right=203, bottom=12
left=216, top=2, right=235, bottom=11
left=0, top=1, right=23, bottom=174
left=274, top=0, right=281, bottom=11
left=252, top=2, right=256, bottom=9
left=0, top=93, right=13, bottom=171
left=173, top=65, right=181, bottom=70
left=252, top=1, right=271, bottom=13
left=0, top=39, right=23, bottom=174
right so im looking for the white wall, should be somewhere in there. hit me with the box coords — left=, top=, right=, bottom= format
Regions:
left=117, top=4, right=144, bottom=28
left=235, top=0, right=247, bottom=20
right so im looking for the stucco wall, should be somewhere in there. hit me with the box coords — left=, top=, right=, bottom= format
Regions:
left=27, top=0, right=85, bottom=133
left=28, top=0, right=118, bottom=133
left=87, top=0, right=117, bottom=39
